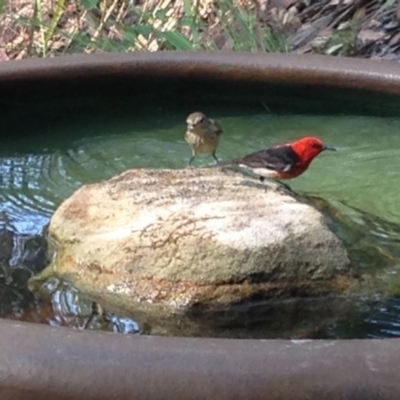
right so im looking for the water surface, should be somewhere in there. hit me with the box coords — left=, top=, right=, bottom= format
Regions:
left=1, top=102, right=400, bottom=338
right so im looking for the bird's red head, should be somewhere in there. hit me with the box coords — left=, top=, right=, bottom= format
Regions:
left=290, top=136, right=336, bottom=165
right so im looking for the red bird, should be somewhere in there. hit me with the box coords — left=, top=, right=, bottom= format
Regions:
left=218, top=136, right=336, bottom=182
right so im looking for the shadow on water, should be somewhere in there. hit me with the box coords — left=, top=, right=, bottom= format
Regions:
left=2, top=91, right=400, bottom=338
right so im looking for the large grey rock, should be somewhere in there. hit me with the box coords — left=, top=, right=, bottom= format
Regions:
left=29, top=168, right=353, bottom=334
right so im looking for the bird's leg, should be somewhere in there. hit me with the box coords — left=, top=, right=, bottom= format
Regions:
left=276, top=180, right=292, bottom=191
left=275, top=180, right=296, bottom=195
left=259, top=178, right=294, bottom=194
left=212, top=152, right=220, bottom=164
left=187, top=150, right=196, bottom=167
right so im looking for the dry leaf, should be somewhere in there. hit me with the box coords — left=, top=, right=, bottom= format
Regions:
left=367, top=18, right=380, bottom=29
left=310, top=27, right=333, bottom=48
left=295, top=44, right=312, bottom=54
left=389, top=32, right=400, bottom=46
left=330, top=0, right=353, bottom=5
left=0, top=49, right=10, bottom=62
left=397, top=3, right=400, bottom=22
left=358, top=29, right=385, bottom=44
left=270, top=0, right=298, bottom=9
left=325, top=43, right=343, bottom=54
left=337, top=21, right=351, bottom=30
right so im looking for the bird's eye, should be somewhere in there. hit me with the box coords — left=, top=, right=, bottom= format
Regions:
left=312, top=143, right=322, bottom=149
left=199, top=117, right=204, bottom=123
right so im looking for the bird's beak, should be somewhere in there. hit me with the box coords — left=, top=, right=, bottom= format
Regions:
left=323, top=145, right=337, bottom=152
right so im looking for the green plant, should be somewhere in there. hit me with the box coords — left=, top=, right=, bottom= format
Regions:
left=33, top=0, right=67, bottom=56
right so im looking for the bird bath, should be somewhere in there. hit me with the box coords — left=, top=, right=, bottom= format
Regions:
left=1, top=52, right=400, bottom=398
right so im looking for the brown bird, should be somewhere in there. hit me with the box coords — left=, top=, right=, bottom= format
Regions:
left=185, top=112, right=223, bottom=166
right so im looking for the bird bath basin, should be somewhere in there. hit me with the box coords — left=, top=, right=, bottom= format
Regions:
left=2, top=52, right=400, bottom=398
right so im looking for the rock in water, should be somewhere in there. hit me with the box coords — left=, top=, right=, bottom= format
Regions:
left=29, top=168, right=352, bottom=335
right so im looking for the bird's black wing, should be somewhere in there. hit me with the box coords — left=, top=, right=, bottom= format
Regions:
left=236, top=145, right=300, bottom=172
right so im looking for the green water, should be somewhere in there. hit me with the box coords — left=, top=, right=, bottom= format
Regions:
left=2, top=102, right=400, bottom=338
left=2, top=108, right=400, bottom=228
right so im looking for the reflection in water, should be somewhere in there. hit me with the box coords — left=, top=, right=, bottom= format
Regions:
left=0, top=217, right=47, bottom=320
left=0, top=156, right=58, bottom=233
left=1, top=106, right=400, bottom=337
left=42, top=279, right=140, bottom=334
left=366, top=298, right=400, bottom=338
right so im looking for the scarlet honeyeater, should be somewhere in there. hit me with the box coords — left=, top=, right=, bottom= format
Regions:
left=185, top=112, right=223, bottom=166
left=218, top=136, right=336, bottom=182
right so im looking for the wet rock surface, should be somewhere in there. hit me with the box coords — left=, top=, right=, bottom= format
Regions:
left=29, top=168, right=356, bottom=335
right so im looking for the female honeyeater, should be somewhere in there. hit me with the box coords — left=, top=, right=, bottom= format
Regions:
left=185, top=112, right=223, bottom=166
left=218, top=136, right=336, bottom=183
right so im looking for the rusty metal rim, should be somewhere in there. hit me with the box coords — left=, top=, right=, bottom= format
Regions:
left=0, top=51, right=400, bottom=94
left=0, top=318, right=399, bottom=400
